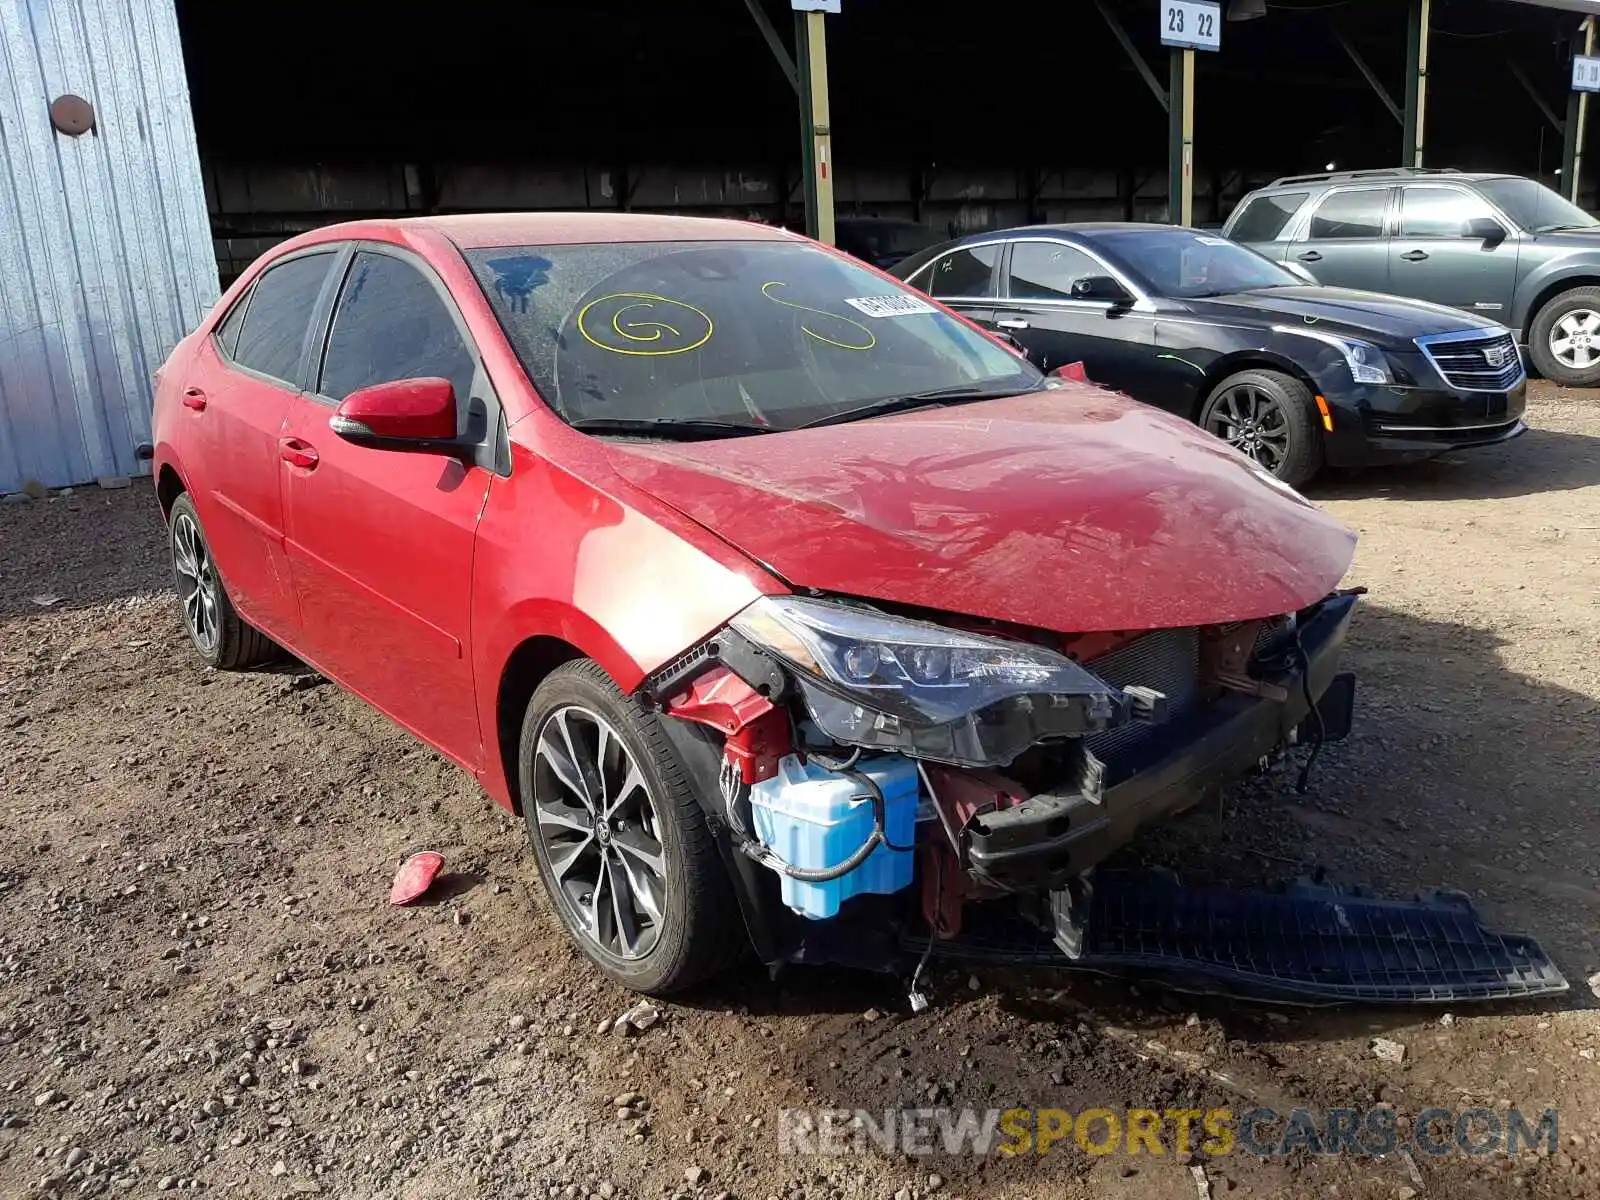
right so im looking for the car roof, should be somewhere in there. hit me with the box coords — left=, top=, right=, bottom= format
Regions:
left=298, top=211, right=805, bottom=251
left=1253, top=170, right=1521, bottom=192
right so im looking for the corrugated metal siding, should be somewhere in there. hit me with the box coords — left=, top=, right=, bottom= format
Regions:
left=0, top=0, right=217, bottom=493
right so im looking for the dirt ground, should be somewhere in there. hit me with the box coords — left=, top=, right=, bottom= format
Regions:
left=3, top=380, right=1599, bottom=1200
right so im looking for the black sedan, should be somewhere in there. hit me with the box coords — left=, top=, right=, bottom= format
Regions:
left=892, top=224, right=1527, bottom=485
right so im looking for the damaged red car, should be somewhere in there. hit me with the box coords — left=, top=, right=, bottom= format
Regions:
left=148, top=213, right=1360, bottom=994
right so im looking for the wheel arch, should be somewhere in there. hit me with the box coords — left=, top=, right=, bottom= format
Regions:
left=1194, top=351, right=1325, bottom=421
left=155, top=461, right=188, bottom=521
left=493, top=634, right=587, bottom=814
left=1520, top=274, right=1600, bottom=340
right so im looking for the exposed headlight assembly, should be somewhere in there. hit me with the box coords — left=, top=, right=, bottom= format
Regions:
left=1272, top=325, right=1392, bottom=385
left=730, top=595, right=1128, bottom=767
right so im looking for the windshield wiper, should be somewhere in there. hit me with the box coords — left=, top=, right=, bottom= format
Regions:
left=567, top=417, right=772, bottom=441
left=792, top=382, right=1036, bottom=430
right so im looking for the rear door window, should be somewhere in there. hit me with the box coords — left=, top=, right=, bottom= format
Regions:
left=213, top=291, right=252, bottom=359
left=232, top=252, right=336, bottom=385
left=1229, top=192, right=1309, bottom=242
left=317, top=251, right=477, bottom=404
left=1306, top=189, right=1391, bottom=240
left=924, top=245, right=1000, bottom=299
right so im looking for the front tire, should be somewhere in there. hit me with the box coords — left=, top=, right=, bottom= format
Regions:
left=1528, top=286, right=1600, bottom=387
left=1199, top=368, right=1323, bottom=487
left=518, top=660, right=743, bottom=995
left=167, top=493, right=278, bottom=669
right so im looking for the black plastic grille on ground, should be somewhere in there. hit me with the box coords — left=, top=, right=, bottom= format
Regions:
left=913, top=870, right=1568, bottom=1004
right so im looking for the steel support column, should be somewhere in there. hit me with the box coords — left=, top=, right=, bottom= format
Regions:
left=1563, top=18, right=1596, bottom=201
left=1169, top=48, right=1195, bottom=226
left=1402, top=0, right=1431, bottom=168
left=796, top=10, right=835, bottom=244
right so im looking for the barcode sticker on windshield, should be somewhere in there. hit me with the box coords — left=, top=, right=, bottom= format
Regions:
left=844, top=294, right=938, bottom=318
left=1195, top=236, right=1231, bottom=246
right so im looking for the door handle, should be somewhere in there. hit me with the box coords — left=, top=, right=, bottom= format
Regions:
left=279, top=438, right=319, bottom=469
left=1399, top=249, right=1430, bottom=262
left=1296, top=251, right=1323, bottom=263
left=181, top=387, right=207, bottom=412
left=996, top=318, right=1031, bottom=330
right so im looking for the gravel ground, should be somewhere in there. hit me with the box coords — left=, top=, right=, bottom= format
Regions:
left=2, top=381, right=1599, bottom=1199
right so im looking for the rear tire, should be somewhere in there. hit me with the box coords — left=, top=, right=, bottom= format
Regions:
left=519, top=659, right=744, bottom=995
left=167, top=493, right=279, bottom=670
left=1199, top=368, right=1323, bottom=487
left=1528, top=286, right=1600, bottom=387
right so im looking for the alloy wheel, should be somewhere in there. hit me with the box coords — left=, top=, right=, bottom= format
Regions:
left=1205, top=384, right=1292, bottom=475
left=171, top=512, right=219, bottom=653
left=1550, top=309, right=1600, bottom=370
left=531, top=705, right=667, bottom=960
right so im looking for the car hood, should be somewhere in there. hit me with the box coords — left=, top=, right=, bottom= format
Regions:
left=603, top=388, right=1356, bottom=635
left=1526, top=227, right=1600, bottom=249
left=1184, top=286, right=1493, bottom=348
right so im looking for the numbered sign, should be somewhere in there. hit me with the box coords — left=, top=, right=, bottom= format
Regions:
left=1575, top=55, right=1600, bottom=93
left=1161, top=1, right=1222, bottom=52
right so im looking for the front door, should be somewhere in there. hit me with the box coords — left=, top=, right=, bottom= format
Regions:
left=180, top=249, right=338, bottom=641
left=1389, top=185, right=1520, bottom=320
left=280, top=246, right=493, bottom=769
left=1287, top=186, right=1395, bottom=293
left=993, top=239, right=1163, bottom=405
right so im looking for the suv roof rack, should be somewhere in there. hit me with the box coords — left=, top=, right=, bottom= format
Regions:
left=1267, top=166, right=1463, bottom=187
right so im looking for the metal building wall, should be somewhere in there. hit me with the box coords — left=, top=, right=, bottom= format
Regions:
left=0, top=0, right=216, bottom=494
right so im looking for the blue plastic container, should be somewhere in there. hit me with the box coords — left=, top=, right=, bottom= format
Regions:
left=749, top=754, right=919, bottom=920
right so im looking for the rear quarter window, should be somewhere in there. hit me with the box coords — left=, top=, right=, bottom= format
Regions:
left=1229, top=192, right=1309, bottom=242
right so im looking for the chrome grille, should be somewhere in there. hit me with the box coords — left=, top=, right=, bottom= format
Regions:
left=1084, top=628, right=1200, bottom=758
left=1416, top=331, right=1523, bottom=392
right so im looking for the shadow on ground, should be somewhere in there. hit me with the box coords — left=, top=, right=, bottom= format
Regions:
left=1308, top=425, right=1600, bottom=502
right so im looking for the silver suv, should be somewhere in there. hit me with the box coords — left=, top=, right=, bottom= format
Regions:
left=1224, top=168, right=1600, bottom=388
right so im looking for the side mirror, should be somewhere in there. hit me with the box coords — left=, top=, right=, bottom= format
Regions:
left=1466, top=217, right=1508, bottom=248
left=1071, top=275, right=1133, bottom=307
left=1050, top=362, right=1092, bottom=383
left=330, top=377, right=464, bottom=455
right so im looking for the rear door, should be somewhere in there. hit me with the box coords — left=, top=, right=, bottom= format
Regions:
left=1286, top=186, right=1395, bottom=293
left=1390, top=184, right=1519, bottom=318
left=181, top=249, right=338, bottom=642
left=993, top=238, right=1164, bottom=404
left=912, top=242, right=999, bottom=330
left=279, top=246, right=495, bottom=767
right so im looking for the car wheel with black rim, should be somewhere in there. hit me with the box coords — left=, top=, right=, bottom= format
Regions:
left=1529, top=286, right=1600, bottom=388
left=1199, top=368, right=1322, bottom=487
left=518, top=659, right=744, bottom=995
left=167, top=493, right=279, bottom=669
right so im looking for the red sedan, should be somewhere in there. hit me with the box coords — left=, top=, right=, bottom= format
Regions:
left=151, top=214, right=1358, bottom=994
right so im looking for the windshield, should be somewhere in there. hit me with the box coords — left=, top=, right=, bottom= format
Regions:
left=1475, top=177, right=1599, bottom=232
left=465, top=240, right=1039, bottom=433
left=1093, top=229, right=1301, bottom=298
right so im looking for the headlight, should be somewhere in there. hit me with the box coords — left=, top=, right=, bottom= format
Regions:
left=730, top=595, right=1127, bottom=766
left=1272, top=325, right=1392, bottom=385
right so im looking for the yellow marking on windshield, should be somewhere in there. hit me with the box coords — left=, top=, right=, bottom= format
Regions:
left=577, top=292, right=713, bottom=356
left=760, top=281, right=876, bottom=350
left=612, top=302, right=681, bottom=342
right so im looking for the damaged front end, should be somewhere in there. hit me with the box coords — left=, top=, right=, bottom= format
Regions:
left=645, top=590, right=1361, bottom=975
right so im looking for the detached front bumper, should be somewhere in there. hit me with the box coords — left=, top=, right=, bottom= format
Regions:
left=964, top=593, right=1359, bottom=890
